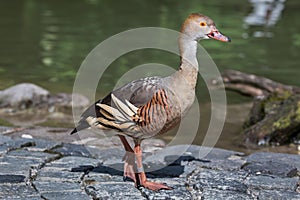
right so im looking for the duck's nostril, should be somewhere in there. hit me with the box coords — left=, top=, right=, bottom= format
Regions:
left=211, top=32, right=215, bottom=37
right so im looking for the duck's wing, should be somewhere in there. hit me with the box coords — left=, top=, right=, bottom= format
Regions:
left=70, top=77, right=163, bottom=134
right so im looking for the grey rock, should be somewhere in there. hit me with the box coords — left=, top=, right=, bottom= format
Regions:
left=244, top=175, right=299, bottom=191
left=242, top=161, right=298, bottom=177
left=146, top=145, right=244, bottom=162
left=200, top=188, right=253, bottom=200
left=258, top=190, right=300, bottom=200
left=0, top=183, right=39, bottom=199
left=84, top=172, right=124, bottom=183
left=49, top=93, right=90, bottom=114
left=144, top=145, right=245, bottom=173
left=0, top=175, right=25, bottom=183
left=84, top=172, right=142, bottom=200
left=32, top=157, right=97, bottom=200
left=88, top=146, right=124, bottom=164
left=0, top=83, right=49, bottom=109
left=47, top=156, right=99, bottom=170
left=34, top=181, right=81, bottom=193
left=0, top=136, right=82, bottom=158
left=34, top=157, right=99, bottom=188
left=7, top=149, right=57, bottom=160
left=25, top=138, right=61, bottom=151
left=190, top=146, right=246, bottom=171
left=0, top=134, right=299, bottom=200
left=35, top=167, right=83, bottom=183
left=0, top=145, right=8, bottom=156
left=41, top=191, right=89, bottom=200
left=50, top=143, right=93, bottom=157
left=0, top=156, right=40, bottom=175
left=246, top=152, right=300, bottom=170
left=83, top=172, right=191, bottom=199
left=0, top=84, right=90, bottom=127
left=1, top=137, right=36, bottom=152
left=0, top=135, right=13, bottom=145
left=0, top=135, right=13, bottom=155
left=0, top=149, right=59, bottom=178
left=83, top=172, right=114, bottom=183
left=187, top=168, right=249, bottom=193
left=85, top=183, right=142, bottom=200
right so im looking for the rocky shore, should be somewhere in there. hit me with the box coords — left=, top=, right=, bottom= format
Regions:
left=0, top=126, right=299, bottom=200
left=0, top=83, right=89, bottom=127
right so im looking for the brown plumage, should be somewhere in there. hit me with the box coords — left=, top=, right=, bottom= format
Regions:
left=71, top=13, right=230, bottom=191
left=133, top=89, right=170, bottom=126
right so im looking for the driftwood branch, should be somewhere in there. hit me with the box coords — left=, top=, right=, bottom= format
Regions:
left=212, top=70, right=300, bottom=97
left=212, top=70, right=300, bottom=146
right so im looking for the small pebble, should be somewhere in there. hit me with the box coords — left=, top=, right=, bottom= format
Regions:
left=21, top=134, right=33, bottom=139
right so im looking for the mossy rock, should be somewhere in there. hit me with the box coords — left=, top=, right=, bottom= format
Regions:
left=243, top=92, right=300, bottom=145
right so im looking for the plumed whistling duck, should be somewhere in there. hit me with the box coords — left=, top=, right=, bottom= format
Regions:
left=71, top=13, right=230, bottom=191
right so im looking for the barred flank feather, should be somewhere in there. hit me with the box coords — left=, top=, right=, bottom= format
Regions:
left=133, top=89, right=170, bottom=128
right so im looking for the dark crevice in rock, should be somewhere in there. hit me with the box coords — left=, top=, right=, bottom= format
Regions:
left=5, top=141, right=35, bottom=155
left=185, top=168, right=202, bottom=198
left=40, top=194, right=48, bottom=200
left=71, top=163, right=101, bottom=199
left=24, top=143, right=65, bottom=199
left=44, top=143, right=64, bottom=154
left=138, top=188, right=150, bottom=200
left=39, top=153, right=63, bottom=169
left=81, top=168, right=102, bottom=200
left=242, top=172, right=258, bottom=199
left=78, top=166, right=96, bottom=198
left=84, top=185, right=100, bottom=200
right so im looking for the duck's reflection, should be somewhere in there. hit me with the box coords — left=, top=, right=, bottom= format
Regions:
left=243, top=0, right=286, bottom=38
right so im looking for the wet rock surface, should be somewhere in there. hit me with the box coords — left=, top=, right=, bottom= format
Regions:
left=0, top=83, right=89, bottom=111
left=0, top=83, right=49, bottom=109
left=0, top=127, right=299, bottom=200
left=0, top=83, right=89, bottom=127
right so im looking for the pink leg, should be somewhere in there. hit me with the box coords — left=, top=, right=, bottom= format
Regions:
left=134, top=142, right=172, bottom=191
left=118, top=135, right=136, bottom=182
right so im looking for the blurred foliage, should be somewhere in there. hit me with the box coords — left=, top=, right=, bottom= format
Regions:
left=293, top=34, right=300, bottom=47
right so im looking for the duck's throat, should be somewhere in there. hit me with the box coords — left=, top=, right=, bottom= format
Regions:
left=178, top=36, right=198, bottom=88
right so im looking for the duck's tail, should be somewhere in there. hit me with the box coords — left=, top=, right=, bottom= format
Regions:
left=95, top=94, right=138, bottom=132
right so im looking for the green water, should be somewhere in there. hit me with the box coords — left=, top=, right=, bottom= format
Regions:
left=0, top=0, right=299, bottom=153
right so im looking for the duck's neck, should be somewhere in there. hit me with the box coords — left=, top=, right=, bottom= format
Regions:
left=178, top=35, right=198, bottom=88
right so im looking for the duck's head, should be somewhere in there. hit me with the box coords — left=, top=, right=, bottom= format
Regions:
left=181, top=13, right=231, bottom=42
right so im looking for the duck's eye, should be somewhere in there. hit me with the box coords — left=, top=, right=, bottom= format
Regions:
left=200, top=22, right=207, bottom=27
